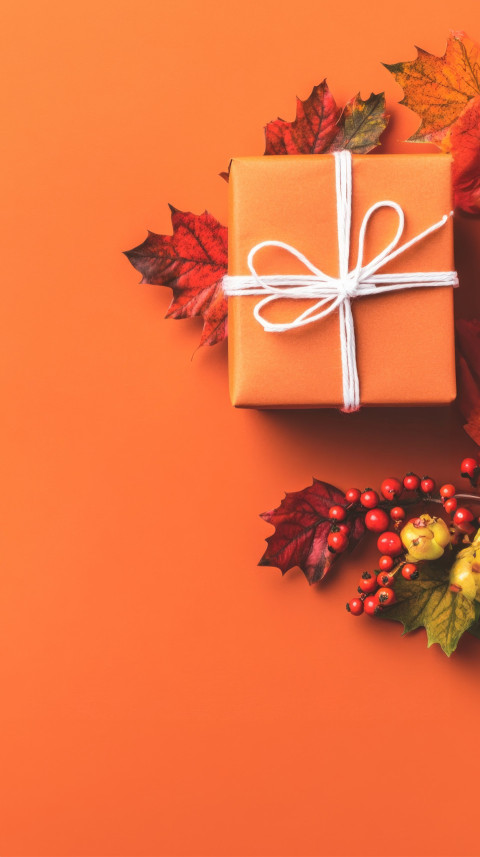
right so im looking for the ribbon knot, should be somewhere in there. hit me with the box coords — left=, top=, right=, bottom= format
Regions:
left=339, top=276, right=360, bottom=299
left=223, top=151, right=458, bottom=412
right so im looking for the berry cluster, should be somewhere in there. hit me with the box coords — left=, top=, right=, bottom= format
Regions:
left=341, top=457, right=480, bottom=618
left=346, top=560, right=419, bottom=617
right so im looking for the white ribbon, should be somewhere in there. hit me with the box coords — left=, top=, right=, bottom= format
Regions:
left=223, top=151, right=458, bottom=412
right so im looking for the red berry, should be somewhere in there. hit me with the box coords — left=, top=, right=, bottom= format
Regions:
left=453, top=507, right=475, bottom=532
left=364, top=595, right=381, bottom=616
left=327, top=530, right=348, bottom=553
left=377, top=531, right=403, bottom=557
left=329, top=505, right=346, bottom=521
left=378, top=555, right=394, bottom=571
left=338, top=523, right=350, bottom=535
left=365, top=508, right=390, bottom=533
left=377, top=587, right=396, bottom=606
left=358, top=571, right=378, bottom=594
left=440, top=483, right=456, bottom=499
left=444, top=497, right=458, bottom=515
left=377, top=571, right=394, bottom=587
left=360, top=489, right=380, bottom=509
left=402, top=563, right=419, bottom=581
left=346, top=597, right=364, bottom=616
left=390, top=506, right=405, bottom=521
left=403, top=473, right=420, bottom=491
left=420, top=476, right=435, bottom=494
left=345, top=488, right=361, bottom=503
left=461, top=457, right=478, bottom=478
left=380, top=477, right=402, bottom=500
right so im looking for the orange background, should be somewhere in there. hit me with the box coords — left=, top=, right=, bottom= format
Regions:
left=3, top=2, right=480, bottom=855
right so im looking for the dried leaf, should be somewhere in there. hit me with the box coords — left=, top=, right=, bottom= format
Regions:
left=381, top=560, right=477, bottom=656
left=259, top=479, right=365, bottom=585
left=456, top=319, right=480, bottom=383
left=331, top=92, right=389, bottom=153
left=444, top=96, right=480, bottom=213
left=385, top=32, right=480, bottom=213
left=125, top=206, right=228, bottom=347
left=264, top=81, right=387, bottom=156
left=264, top=80, right=341, bottom=155
left=384, top=31, right=480, bottom=144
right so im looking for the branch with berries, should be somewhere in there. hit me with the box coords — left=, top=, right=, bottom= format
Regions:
left=260, top=458, right=480, bottom=656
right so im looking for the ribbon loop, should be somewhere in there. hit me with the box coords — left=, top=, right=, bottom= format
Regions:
left=223, top=151, right=458, bottom=412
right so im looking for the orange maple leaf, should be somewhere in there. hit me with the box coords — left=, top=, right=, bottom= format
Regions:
left=385, top=32, right=480, bottom=213
left=384, top=31, right=480, bottom=145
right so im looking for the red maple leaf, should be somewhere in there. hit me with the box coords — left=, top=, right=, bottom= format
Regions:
left=264, top=80, right=340, bottom=154
left=264, top=80, right=388, bottom=155
left=259, top=480, right=366, bottom=585
left=125, top=206, right=228, bottom=347
left=447, top=97, right=480, bottom=214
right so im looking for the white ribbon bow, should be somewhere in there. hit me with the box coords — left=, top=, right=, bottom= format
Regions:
left=223, top=151, right=458, bottom=412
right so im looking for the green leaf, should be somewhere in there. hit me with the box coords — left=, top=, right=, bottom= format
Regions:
left=332, top=92, right=389, bottom=154
left=468, top=621, right=480, bottom=639
left=381, top=561, right=477, bottom=656
left=466, top=603, right=480, bottom=638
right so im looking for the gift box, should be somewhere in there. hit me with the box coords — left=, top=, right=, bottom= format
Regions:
left=225, top=154, right=457, bottom=409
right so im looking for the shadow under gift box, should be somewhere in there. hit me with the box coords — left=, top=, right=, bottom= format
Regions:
left=227, top=154, right=456, bottom=409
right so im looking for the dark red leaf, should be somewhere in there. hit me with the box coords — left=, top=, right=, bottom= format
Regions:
left=456, top=319, right=480, bottom=385
left=456, top=319, right=480, bottom=445
left=264, top=81, right=387, bottom=156
left=124, top=206, right=228, bottom=347
left=264, top=80, right=341, bottom=155
left=259, top=479, right=366, bottom=585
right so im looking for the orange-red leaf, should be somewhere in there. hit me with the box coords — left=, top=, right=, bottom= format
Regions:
left=125, top=206, right=228, bottom=347
left=259, top=479, right=366, bottom=585
left=444, top=96, right=480, bottom=213
left=264, top=81, right=387, bottom=155
left=384, top=31, right=480, bottom=144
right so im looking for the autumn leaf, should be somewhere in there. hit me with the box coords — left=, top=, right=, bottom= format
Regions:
left=464, top=410, right=480, bottom=446
left=331, top=92, right=389, bottom=153
left=384, top=32, right=480, bottom=213
left=456, top=351, right=480, bottom=437
left=456, top=319, right=480, bottom=384
left=384, top=31, right=480, bottom=145
left=259, top=479, right=366, bottom=585
left=445, top=96, right=480, bottom=213
left=264, top=81, right=388, bottom=156
left=124, top=206, right=228, bottom=347
left=456, top=319, right=480, bottom=444
left=468, top=619, right=480, bottom=639
left=381, top=559, right=478, bottom=656
left=264, top=80, right=340, bottom=155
